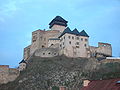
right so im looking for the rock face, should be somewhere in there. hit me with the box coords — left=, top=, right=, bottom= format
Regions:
left=0, top=56, right=120, bottom=90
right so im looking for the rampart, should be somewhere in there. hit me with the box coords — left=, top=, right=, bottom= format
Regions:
left=0, top=65, right=19, bottom=84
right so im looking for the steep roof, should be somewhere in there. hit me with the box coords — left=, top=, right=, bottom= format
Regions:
left=79, top=30, right=89, bottom=37
left=72, top=28, right=80, bottom=35
left=59, top=28, right=89, bottom=38
left=49, top=16, right=68, bottom=28
left=81, top=78, right=120, bottom=90
left=58, top=27, right=72, bottom=38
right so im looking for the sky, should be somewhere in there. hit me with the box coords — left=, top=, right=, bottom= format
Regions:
left=0, top=0, right=120, bottom=68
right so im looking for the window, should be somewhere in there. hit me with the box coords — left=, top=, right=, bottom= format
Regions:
left=76, top=46, right=79, bottom=48
left=84, top=44, right=87, bottom=47
left=64, top=36, right=65, bottom=39
left=76, top=37, right=79, bottom=40
left=60, top=44, right=62, bottom=47
left=42, top=45, right=45, bottom=48
left=60, top=38, right=63, bottom=42
left=54, top=53, right=56, bottom=55
left=69, top=41, right=71, bottom=44
left=85, top=39, right=88, bottom=42
left=43, top=53, right=45, bottom=55
left=72, top=36, right=74, bottom=39
left=40, top=37, right=42, bottom=40
left=32, top=36, right=37, bottom=42
left=63, top=42, right=64, bottom=45
left=44, top=38, right=46, bottom=41
left=68, top=36, right=70, bottom=39
left=76, top=42, right=79, bottom=45
left=81, top=38, right=83, bottom=41
left=51, top=44, right=54, bottom=46
left=48, top=52, right=51, bottom=54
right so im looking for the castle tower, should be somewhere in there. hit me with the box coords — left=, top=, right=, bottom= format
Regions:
left=49, top=16, right=68, bottom=32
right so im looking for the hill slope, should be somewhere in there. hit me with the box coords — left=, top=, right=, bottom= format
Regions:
left=0, top=56, right=120, bottom=90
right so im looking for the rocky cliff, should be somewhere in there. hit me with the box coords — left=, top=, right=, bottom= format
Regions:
left=0, top=55, right=120, bottom=90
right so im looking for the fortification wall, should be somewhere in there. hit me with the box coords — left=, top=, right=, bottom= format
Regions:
left=100, top=58, right=120, bottom=63
left=34, top=48, right=59, bottom=57
left=89, top=42, right=112, bottom=57
left=30, top=30, right=61, bottom=55
left=24, top=45, right=31, bottom=60
left=0, top=65, right=19, bottom=84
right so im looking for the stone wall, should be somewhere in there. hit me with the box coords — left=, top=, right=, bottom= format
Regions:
left=24, top=45, right=31, bottom=60
left=0, top=65, right=19, bottom=84
left=59, top=33, right=89, bottom=58
left=30, top=29, right=61, bottom=55
left=34, top=48, right=59, bottom=57
left=51, top=24, right=66, bottom=32
left=89, top=42, right=112, bottom=58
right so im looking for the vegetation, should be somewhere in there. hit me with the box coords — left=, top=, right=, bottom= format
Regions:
left=0, top=55, right=120, bottom=90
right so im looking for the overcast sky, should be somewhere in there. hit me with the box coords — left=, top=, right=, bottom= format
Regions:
left=0, top=0, right=120, bottom=68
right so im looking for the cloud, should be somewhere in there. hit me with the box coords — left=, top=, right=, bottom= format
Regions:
left=0, top=0, right=31, bottom=22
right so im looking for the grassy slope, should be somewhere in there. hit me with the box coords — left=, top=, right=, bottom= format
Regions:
left=0, top=55, right=120, bottom=90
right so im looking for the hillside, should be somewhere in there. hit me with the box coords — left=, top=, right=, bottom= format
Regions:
left=0, top=55, right=120, bottom=90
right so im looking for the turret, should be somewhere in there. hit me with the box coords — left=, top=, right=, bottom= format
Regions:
left=49, top=16, right=68, bottom=32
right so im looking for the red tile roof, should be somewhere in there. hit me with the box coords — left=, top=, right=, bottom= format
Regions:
left=81, top=78, right=120, bottom=90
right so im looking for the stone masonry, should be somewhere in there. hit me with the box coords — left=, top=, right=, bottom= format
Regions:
left=23, top=16, right=112, bottom=60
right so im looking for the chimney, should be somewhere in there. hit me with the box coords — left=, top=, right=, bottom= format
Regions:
left=83, top=80, right=90, bottom=87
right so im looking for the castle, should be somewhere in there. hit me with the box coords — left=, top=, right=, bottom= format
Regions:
left=23, top=16, right=112, bottom=60
left=0, top=16, right=113, bottom=85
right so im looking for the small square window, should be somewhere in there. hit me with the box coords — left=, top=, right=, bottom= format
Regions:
left=69, top=41, right=71, bottom=44
left=85, top=39, right=88, bottom=41
left=76, top=42, right=79, bottom=45
left=77, top=37, right=79, bottom=40
left=84, top=44, right=87, bottom=47
left=60, top=44, right=62, bottom=47
left=72, top=36, right=74, bottom=39
left=43, top=53, right=45, bottom=55
left=44, top=38, right=46, bottom=40
left=68, top=36, right=70, bottom=39
left=76, top=46, right=79, bottom=48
